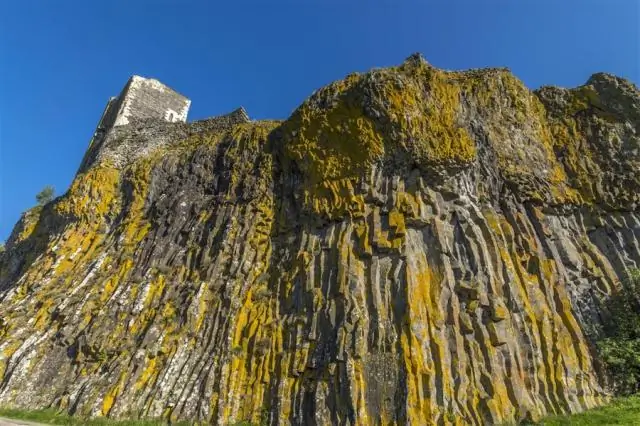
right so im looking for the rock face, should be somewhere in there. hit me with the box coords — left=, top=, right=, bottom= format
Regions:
left=0, top=55, right=638, bottom=425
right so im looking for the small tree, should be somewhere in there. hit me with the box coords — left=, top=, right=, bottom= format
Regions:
left=36, top=185, right=55, bottom=206
left=598, top=269, right=640, bottom=395
left=0, top=243, right=5, bottom=253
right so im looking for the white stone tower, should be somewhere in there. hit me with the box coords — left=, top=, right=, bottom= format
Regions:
left=94, top=76, right=191, bottom=136
left=78, top=76, right=191, bottom=172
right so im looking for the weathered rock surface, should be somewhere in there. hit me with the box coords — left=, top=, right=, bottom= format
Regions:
left=0, top=54, right=639, bottom=425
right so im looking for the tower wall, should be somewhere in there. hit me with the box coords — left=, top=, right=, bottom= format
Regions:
left=78, top=76, right=191, bottom=173
left=113, top=76, right=190, bottom=126
left=96, top=96, right=122, bottom=134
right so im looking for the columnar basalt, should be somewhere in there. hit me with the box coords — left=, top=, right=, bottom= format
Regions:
left=0, top=54, right=638, bottom=425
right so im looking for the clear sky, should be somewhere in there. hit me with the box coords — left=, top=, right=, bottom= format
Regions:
left=1, top=1, right=638, bottom=241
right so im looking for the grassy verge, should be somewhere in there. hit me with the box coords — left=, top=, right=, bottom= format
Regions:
left=535, top=394, right=640, bottom=425
left=0, top=408, right=191, bottom=425
left=5, top=397, right=638, bottom=426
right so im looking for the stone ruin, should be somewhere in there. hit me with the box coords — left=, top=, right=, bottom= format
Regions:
left=78, top=76, right=249, bottom=172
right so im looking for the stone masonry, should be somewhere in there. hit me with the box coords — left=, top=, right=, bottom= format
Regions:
left=101, top=75, right=191, bottom=130
left=77, top=76, right=249, bottom=173
left=78, top=76, right=191, bottom=172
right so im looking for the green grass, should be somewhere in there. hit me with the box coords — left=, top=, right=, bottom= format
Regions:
left=535, top=394, right=640, bottom=425
left=0, top=407, right=258, bottom=426
left=5, top=397, right=638, bottom=426
left=0, top=407, right=192, bottom=425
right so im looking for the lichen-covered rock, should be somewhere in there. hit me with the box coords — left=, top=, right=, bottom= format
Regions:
left=0, top=54, right=638, bottom=425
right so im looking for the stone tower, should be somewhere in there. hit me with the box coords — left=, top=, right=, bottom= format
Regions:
left=94, top=75, right=191, bottom=136
left=78, top=76, right=191, bottom=172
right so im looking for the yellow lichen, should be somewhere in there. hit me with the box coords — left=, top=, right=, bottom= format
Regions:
left=281, top=64, right=477, bottom=219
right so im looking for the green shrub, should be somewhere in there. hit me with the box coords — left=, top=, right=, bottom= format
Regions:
left=598, top=269, right=640, bottom=395
left=36, top=185, right=55, bottom=206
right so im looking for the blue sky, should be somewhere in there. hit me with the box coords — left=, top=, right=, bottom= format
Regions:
left=1, top=2, right=638, bottom=241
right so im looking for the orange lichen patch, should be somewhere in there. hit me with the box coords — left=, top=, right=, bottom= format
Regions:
left=12, top=207, right=43, bottom=244
left=534, top=80, right=637, bottom=207
left=281, top=63, right=478, bottom=219
left=55, top=165, right=121, bottom=221
left=282, top=86, right=384, bottom=182
left=400, top=257, right=452, bottom=423
left=32, top=298, right=55, bottom=331
left=0, top=340, right=21, bottom=381
left=117, top=162, right=153, bottom=251
left=381, top=67, right=477, bottom=167
left=546, top=114, right=598, bottom=204
left=224, top=275, right=280, bottom=424
left=101, top=372, right=126, bottom=416
left=134, top=356, right=158, bottom=392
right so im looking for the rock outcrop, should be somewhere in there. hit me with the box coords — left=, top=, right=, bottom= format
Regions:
left=0, top=54, right=638, bottom=425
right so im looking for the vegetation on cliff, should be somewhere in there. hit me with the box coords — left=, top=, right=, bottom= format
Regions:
left=35, top=185, right=55, bottom=206
left=597, top=269, right=640, bottom=396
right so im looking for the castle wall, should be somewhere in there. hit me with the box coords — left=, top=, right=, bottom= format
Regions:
left=97, top=97, right=122, bottom=133
left=77, top=76, right=192, bottom=174
left=76, top=96, right=125, bottom=173
left=113, top=76, right=190, bottom=126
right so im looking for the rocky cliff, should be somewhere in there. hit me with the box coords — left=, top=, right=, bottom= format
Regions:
left=1, top=54, right=639, bottom=425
